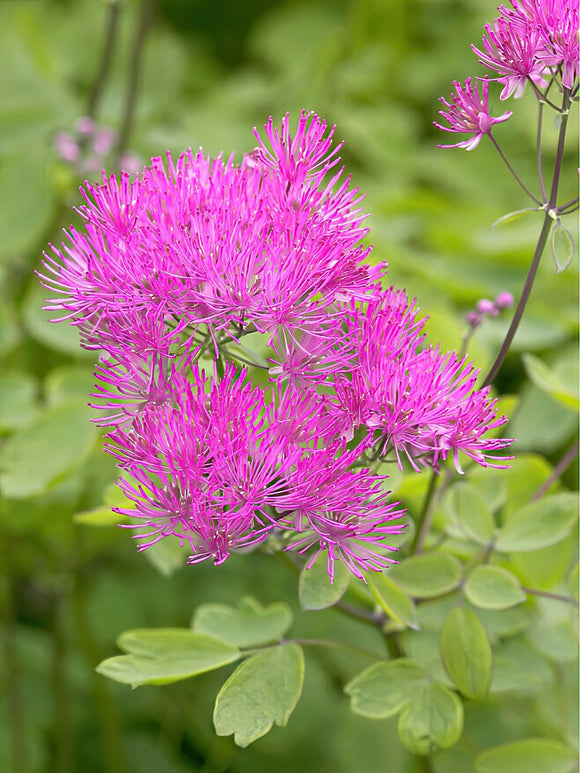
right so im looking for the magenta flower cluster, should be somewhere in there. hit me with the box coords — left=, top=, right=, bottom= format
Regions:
left=40, top=112, right=511, bottom=579
left=435, top=0, right=579, bottom=148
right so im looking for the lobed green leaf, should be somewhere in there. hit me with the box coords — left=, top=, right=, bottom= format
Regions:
left=345, top=659, right=426, bottom=719
left=213, top=644, right=304, bottom=747
left=192, top=597, right=293, bottom=647
left=298, top=553, right=350, bottom=610
left=96, top=629, right=240, bottom=687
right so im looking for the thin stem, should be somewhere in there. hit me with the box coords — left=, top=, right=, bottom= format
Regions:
left=557, top=196, right=579, bottom=212
left=279, top=638, right=384, bottom=660
left=335, top=599, right=386, bottom=628
left=87, top=0, right=122, bottom=119
left=527, top=75, right=564, bottom=112
left=489, top=134, right=541, bottom=205
left=536, top=100, right=547, bottom=202
left=1, top=542, right=27, bottom=773
left=50, top=598, right=75, bottom=773
left=481, top=212, right=552, bottom=387
left=410, top=469, right=440, bottom=554
left=481, top=90, right=571, bottom=388
left=72, top=557, right=130, bottom=773
left=530, top=439, right=579, bottom=502
left=116, top=0, right=154, bottom=160
left=522, top=587, right=579, bottom=607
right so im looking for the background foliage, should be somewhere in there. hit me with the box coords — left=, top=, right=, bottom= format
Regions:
left=0, top=0, right=577, bottom=771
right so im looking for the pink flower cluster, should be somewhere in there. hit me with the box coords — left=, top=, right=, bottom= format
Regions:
left=40, top=112, right=511, bottom=579
left=436, top=0, right=579, bottom=148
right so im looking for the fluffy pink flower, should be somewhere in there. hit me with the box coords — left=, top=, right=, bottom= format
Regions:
left=435, top=78, right=513, bottom=149
left=472, top=16, right=548, bottom=98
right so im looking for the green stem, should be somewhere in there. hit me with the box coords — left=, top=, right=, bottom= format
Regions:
left=489, top=134, right=541, bottom=205
left=50, top=597, right=75, bottom=773
left=279, top=638, right=384, bottom=660
left=410, top=469, right=440, bottom=554
left=72, top=563, right=130, bottom=773
left=522, top=587, right=579, bottom=607
left=530, top=439, right=579, bottom=502
left=87, top=0, right=122, bottom=119
left=481, top=89, right=571, bottom=388
left=1, top=540, right=27, bottom=773
left=116, top=0, right=154, bottom=161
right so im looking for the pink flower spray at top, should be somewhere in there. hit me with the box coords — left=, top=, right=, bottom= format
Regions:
left=435, top=0, right=578, bottom=388
left=39, top=111, right=513, bottom=581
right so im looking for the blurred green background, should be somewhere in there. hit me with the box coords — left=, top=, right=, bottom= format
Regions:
left=0, top=0, right=577, bottom=771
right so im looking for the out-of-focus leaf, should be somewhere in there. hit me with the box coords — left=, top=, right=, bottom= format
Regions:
left=368, top=572, right=419, bottom=630
left=496, top=493, right=578, bottom=552
left=143, top=537, right=186, bottom=577
left=345, top=659, right=426, bottom=719
left=298, top=553, right=350, bottom=610
left=96, top=629, right=240, bottom=687
left=475, top=738, right=576, bottom=773
left=0, top=146, right=54, bottom=259
left=0, top=301, right=21, bottom=356
left=452, top=483, right=496, bottom=544
left=526, top=616, right=578, bottom=663
left=23, top=281, right=94, bottom=357
left=192, top=597, right=292, bottom=647
left=490, top=636, right=552, bottom=694
left=0, top=371, right=38, bottom=430
left=44, top=366, right=95, bottom=406
left=213, top=644, right=304, bottom=747
left=511, top=536, right=575, bottom=590
left=440, top=607, right=492, bottom=700
left=389, top=553, right=463, bottom=599
left=510, top=384, right=576, bottom=453
left=73, top=506, right=123, bottom=526
left=522, top=353, right=579, bottom=411
left=465, top=566, right=526, bottom=610
left=397, top=682, right=463, bottom=755
left=0, top=400, right=96, bottom=498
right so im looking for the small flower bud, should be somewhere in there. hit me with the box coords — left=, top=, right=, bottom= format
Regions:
left=494, top=291, right=514, bottom=309
left=476, top=299, right=498, bottom=316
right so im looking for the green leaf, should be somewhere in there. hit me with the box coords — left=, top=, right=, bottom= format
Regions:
left=522, top=353, right=579, bottom=411
left=490, top=636, right=553, bottom=694
left=0, top=371, right=39, bottom=431
left=475, top=738, right=576, bottom=773
left=298, top=553, right=350, bottom=610
left=73, top=506, right=123, bottom=526
left=389, top=553, right=463, bottom=598
left=213, top=644, right=304, bottom=747
left=0, top=401, right=96, bottom=498
left=96, top=629, right=240, bottom=687
left=44, top=367, right=95, bottom=407
left=368, top=572, right=419, bottom=630
left=345, top=659, right=426, bottom=719
left=452, top=483, right=496, bottom=545
left=23, top=281, right=94, bottom=357
left=397, top=682, right=463, bottom=755
left=143, top=537, right=186, bottom=577
left=496, top=493, right=578, bottom=552
left=440, top=607, right=492, bottom=700
left=192, top=597, right=293, bottom=647
left=511, top=537, right=575, bottom=590
left=550, top=220, right=576, bottom=274
left=464, top=566, right=526, bottom=610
